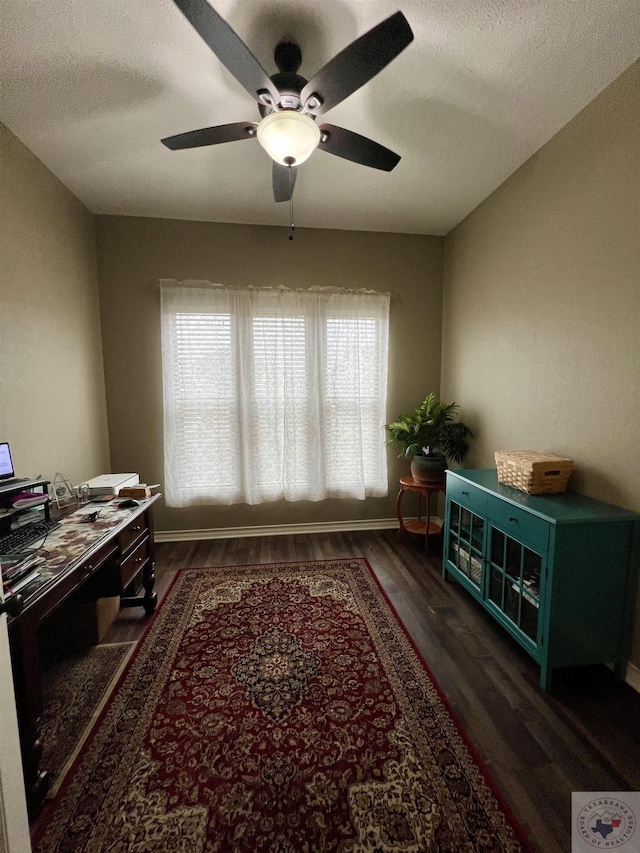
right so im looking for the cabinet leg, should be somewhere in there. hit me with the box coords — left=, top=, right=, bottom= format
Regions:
left=539, top=663, right=552, bottom=691
left=613, top=659, right=626, bottom=681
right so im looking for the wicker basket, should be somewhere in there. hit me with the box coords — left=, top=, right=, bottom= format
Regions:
left=495, top=451, right=574, bottom=495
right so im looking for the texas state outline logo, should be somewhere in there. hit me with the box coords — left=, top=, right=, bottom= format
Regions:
left=572, top=792, right=638, bottom=851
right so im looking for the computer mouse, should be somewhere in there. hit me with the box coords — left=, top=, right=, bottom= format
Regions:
left=119, top=498, right=140, bottom=508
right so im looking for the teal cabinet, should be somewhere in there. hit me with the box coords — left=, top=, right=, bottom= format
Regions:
left=443, top=469, right=640, bottom=689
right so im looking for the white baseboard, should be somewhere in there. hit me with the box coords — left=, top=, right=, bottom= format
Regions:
left=155, top=516, right=443, bottom=543
left=625, top=660, right=640, bottom=694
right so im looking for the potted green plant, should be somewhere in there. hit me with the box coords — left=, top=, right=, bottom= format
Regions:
left=385, top=393, right=474, bottom=484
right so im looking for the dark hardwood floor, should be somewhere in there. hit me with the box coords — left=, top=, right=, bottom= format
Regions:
left=101, top=529, right=640, bottom=853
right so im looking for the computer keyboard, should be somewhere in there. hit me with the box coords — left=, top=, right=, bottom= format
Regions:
left=0, top=519, right=60, bottom=554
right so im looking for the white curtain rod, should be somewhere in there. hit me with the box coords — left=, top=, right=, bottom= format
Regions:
left=157, top=279, right=399, bottom=299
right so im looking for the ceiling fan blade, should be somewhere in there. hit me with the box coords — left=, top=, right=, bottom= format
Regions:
left=318, top=124, right=400, bottom=171
left=171, top=0, right=280, bottom=105
left=300, top=11, right=413, bottom=115
left=162, top=121, right=259, bottom=150
left=273, top=163, right=297, bottom=202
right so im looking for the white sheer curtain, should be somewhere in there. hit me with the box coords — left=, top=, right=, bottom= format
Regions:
left=160, top=281, right=390, bottom=506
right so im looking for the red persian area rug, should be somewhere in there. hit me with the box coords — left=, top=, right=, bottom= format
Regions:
left=34, top=559, right=532, bottom=852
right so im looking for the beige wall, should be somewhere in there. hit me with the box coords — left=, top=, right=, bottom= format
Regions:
left=95, top=217, right=443, bottom=533
left=441, top=62, right=640, bottom=666
left=0, top=124, right=110, bottom=488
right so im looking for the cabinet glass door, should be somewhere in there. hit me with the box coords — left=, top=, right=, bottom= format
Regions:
left=447, top=500, right=484, bottom=589
left=488, top=526, right=542, bottom=644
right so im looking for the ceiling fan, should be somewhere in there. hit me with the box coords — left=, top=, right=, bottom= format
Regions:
left=161, top=0, right=414, bottom=203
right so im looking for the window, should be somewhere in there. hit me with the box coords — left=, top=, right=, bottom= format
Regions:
left=160, top=282, right=390, bottom=506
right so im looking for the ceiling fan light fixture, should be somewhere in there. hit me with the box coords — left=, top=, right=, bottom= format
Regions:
left=257, top=111, right=320, bottom=166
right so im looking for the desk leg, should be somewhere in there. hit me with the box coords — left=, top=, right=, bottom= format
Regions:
left=8, top=613, right=50, bottom=815
left=142, top=557, right=157, bottom=615
left=144, top=509, right=158, bottom=615
left=120, top=557, right=157, bottom=614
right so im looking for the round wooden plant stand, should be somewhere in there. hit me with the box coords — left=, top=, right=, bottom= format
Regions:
left=396, top=476, right=444, bottom=554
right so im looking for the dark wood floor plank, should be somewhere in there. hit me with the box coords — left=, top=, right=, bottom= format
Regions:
left=505, top=768, right=563, bottom=853
left=91, top=530, right=640, bottom=853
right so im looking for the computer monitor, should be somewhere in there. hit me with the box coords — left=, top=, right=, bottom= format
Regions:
left=0, top=442, right=16, bottom=480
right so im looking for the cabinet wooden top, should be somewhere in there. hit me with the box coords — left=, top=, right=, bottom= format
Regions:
left=447, top=469, right=639, bottom=524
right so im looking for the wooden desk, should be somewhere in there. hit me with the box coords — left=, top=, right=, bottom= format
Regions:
left=396, top=476, right=444, bottom=554
left=6, top=495, right=159, bottom=813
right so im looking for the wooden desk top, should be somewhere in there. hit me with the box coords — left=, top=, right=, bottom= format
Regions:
left=10, top=495, right=160, bottom=615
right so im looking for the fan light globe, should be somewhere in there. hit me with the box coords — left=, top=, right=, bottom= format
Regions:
left=257, top=111, right=320, bottom=166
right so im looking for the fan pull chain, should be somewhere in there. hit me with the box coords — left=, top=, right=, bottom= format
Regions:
left=286, top=159, right=295, bottom=241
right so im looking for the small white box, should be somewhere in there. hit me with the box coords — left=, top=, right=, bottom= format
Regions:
left=79, top=473, right=139, bottom=496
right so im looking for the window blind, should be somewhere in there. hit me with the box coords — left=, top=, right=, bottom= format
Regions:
left=160, top=283, right=390, bottom=506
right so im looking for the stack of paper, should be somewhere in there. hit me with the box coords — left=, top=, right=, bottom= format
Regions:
left=1, top=552, right=45, bottom=593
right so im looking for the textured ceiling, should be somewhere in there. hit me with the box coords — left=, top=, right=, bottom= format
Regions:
left=1, top=0, right=639, bottom=235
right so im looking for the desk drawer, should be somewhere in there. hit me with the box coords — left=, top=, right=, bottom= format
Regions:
left=120, top=536, right=150, bottom=590
left=119, top=512, right=148, bottom=554
left=447, top=476, right=488, bottom=515
left=487, top=496, right=549, bottom=550
left=38, top=543, right=117, bottom=619
left=76, top=542, right=118, bottom=582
